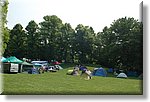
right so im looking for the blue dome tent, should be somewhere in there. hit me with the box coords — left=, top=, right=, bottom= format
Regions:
left=93, top=68, right=107, bottom=77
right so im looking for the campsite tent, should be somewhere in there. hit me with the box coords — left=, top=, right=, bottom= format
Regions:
left=20, top=61, right=33, bottom=73
left=2, top=56, right=23, bottom=64
left=28, top=67, right=39, bottom=74
left=54, top=65, right=63, bottom=70
left=2, top=56, right=23, bottom=73
left=34, top=63, right=43, bottom=66
left=31, top=61, right=48, bottom=67
left=1, top=57, right=7, bottom=62
left=127, top=71, right=137, bottom=77
left=52, top=61, right=61, bottom=65
left=138, top=73, right=143, bottom=79
left=22, top=61, right=33, bottom=66
left=93, top=68, right=107, bottom=77
left=117, top=73, right=128, bottom=78
left=107, top=68, right=113, bottom=73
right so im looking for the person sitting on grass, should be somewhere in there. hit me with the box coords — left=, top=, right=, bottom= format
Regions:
left=38, top=67, right=41, bottom=74
left=39, top=65, right=45, bottom=74
left=71, top=65, right=80, bottom=75
left=80, top=66, right=92, bottom=80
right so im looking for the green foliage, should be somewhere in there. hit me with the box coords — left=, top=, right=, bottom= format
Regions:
left=60, top=23, right=75, bottom=62
left=4, top=24, right=26, bottom=58
left=99, top=17, right=143, bottom=73
left=25, top=20, right=39, bottom=59
left=0, top=0, right=9, bottom=54
left=74, top=24, right=95, bottom=63
left=4, top=16, right=142, bottom=74
left=39, top=15, right=63, bottom=60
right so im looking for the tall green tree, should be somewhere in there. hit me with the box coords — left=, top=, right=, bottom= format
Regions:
left=39, top=15, right=63, bottom=60
left=0, top=0, right=9, bottom=54
left=97, top=26, right=117, bottom=67
left=74, top=24, right=95, bottom=63
left=4, top=24, right=26, bottom=58
left=60, top=23, right=75, bottom=62
left=25, top=20, right=39, bottom=60
left=100, top=17, right=143, bottom=73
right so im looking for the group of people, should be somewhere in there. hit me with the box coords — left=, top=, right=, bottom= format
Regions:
left=38, top=65, right=60, bottom=73
left=29, top=65, right=47, bottom=74
left=71, top=64, right=92, bottom=80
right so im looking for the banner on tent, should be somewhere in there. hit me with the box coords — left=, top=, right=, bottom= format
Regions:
left=10, top=63, right=19, bottom=72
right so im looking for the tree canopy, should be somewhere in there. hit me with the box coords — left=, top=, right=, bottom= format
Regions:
left=0, top=0, right=9, bottom=54
left=3, top=15, right=143, bottom=74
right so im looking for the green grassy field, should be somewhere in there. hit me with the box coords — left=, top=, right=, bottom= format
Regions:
left=2, top=66, right=142, bottom=95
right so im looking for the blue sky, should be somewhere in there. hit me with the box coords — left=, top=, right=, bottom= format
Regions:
left=7, top=0, right=141, bottom=33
